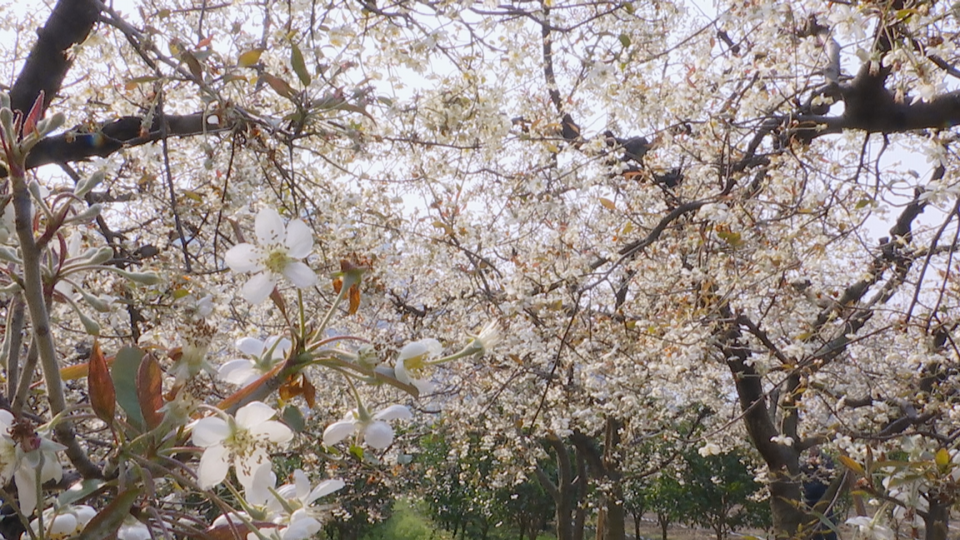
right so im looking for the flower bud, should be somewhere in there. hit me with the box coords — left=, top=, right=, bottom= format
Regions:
left=117, top=270, right=162, bottom=285
left=74, top=171, right=105, bottom=198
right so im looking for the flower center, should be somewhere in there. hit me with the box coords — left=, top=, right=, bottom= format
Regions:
left=264, top=248, right=292, bottom=274
left=226, top=426, right=256, bottom=455
left=404, top=354, right=427, bottom=376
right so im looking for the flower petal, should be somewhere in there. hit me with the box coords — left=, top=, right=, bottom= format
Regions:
left=14, top=467, right=39, bottom=515
left=192, top=418, right=230, bottom=447
left=218, top=360, right=258, bottom=386
left=245, top=463, right=276, bottom=505
left=293, top=469, right=310, bottom=500
left=363, top=421, right=394, bottom=450
left=282, top=261, right=317, bottom=289
left=255, top=208, right=285, bottom=246
left=411, top=378, right=436, bottom=395
left=265, top=337, right=292, bottom=360
left=235, top=447, right=270, bottom=490
left=398, top=339, right=442, bottom=361
left=0, top=409, right=13, bottom=429
left=373, top=404, right=413, bottom=421
left=251, top=420, right=294, bottom=445
left=241, top=272, right=278, bottom=304
left=47, top=514, right=79, bottom=538
left=305, top=479, right=345, bottom=504
left=198, top=444, right=231, bottom=489
left=236, top=337, right=266, bottom=356
left=236, top=401, right=278, bottom=428
left=283, top=515, right=322, bottom=540
left=284, top=219, right=314, bottom=259
left=225, top=244, right=264, bottom=273
left=322, top=420, right=357, bottom=446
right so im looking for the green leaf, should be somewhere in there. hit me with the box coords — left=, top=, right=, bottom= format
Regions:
left=281, top=404, right=306, bottom=432
left=75, top=487, right=141, bottom=540
left=291, top=42, right=311, bottom=86
left=112, top=346, right=146, bottom=432
left=618, top=33, right=631, bottom=48
left=58, top=479, right=107, bottom=507
left=349, top=444, right=364, bottom=460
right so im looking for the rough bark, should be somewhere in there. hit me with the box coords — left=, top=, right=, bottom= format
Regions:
left=535, top=434, right=578, bottom=540
left=9, top=0, right=100, bottom=116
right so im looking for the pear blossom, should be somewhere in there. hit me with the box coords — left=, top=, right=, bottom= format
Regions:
left=846, top=516, right=895, bottom=540
left=393, top=322, right=500, bottom=394
left=117, top=517, right=152, bottom=540
left=322, top=405, right=412, bottom=450
left=0, top=412, right=66, bottom=516
left=219, top=336, right=291, bottom=386
left=698, top=443, right=722, bottom=457
left=395, top=339, right=442, bottom=394
left=464, top=321, right=501, bottom=356
left=225, top=208, right=317, bottom=304
left=21, top=504, right=96, bottom=540
left=268, top=469, right=344, bottom=516
left=191, top=402, right=294, bottom=490
left=217, top=466, right=342, bottom=540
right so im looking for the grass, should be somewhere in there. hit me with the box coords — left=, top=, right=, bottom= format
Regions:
left=360, top=498, right=557, bottom=540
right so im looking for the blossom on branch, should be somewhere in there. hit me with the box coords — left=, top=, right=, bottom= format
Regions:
left=395, top=338, right=442, bottom=394
left=322, top=404, right=412, bottom=450
left=219, top=336, right=292, bottom=386
left=225, top=208, right=318, bottom=304
left=191, top=402, right=294, bottom=490
left=21, top=504, right=96, bottom=540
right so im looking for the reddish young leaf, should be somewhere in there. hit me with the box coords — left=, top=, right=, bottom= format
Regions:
left=22, top=91, right=45, bottom=137
left=262, top=73, right=295, bottom=98
left=137, top=353, right=165, bottom=430
left=348, top=284, right=361, bottom=315
left=88, top=341, right=116, bottom=425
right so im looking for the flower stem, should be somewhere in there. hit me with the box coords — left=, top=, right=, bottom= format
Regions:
left=9, top=164, right=101, bottom=479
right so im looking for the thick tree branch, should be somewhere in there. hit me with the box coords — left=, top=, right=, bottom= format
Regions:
left=0, top=113, right=233, bottom=177
left=9, top=0, right=100, bottom=115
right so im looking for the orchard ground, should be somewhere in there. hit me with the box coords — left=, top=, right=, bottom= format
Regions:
left=363, top=500, right=861, bottom=540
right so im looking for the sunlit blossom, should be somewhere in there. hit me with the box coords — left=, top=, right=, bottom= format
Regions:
left=225, top=208, right=318, bottom=304
left=268, top=469, right=345, bottom=516
left=117, top=518, right=152, bottom=540
left=394, top=338, right=442, bottom=394
left=465, top=321, right=501, bottom=356
left=21, top=504, right=96, bottom=540
left=219, top=336, right=292, bottom=387
left=322, top=405, right=412, bottom=450
left=191, top=402, right=294, bottom=490
left=847, top=516, right=895, bottom=540
left=698, top=443, right=722, bottom=457
left=2, top=413, right=66, bottom=516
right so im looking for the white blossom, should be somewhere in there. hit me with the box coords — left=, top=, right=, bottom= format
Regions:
left=219, top=336, right=292, bottom=387
left=191, top=402, right=294, bottom=490
left=322, top=405, right=412, bottom=450
left=225, top=208, right=318, bottom=304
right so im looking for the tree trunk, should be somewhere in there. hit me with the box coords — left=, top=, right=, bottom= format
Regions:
left=574, top=443, right=588, bottom=540
left=924, top=497, right=950, bottom=540
left=658, top=513, right=668, bottom=540
left=633, top=511, right=641, bottom=540
left=602, top=418, right=626, bottom=540
left=535, top=434, right=578, bottom=540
